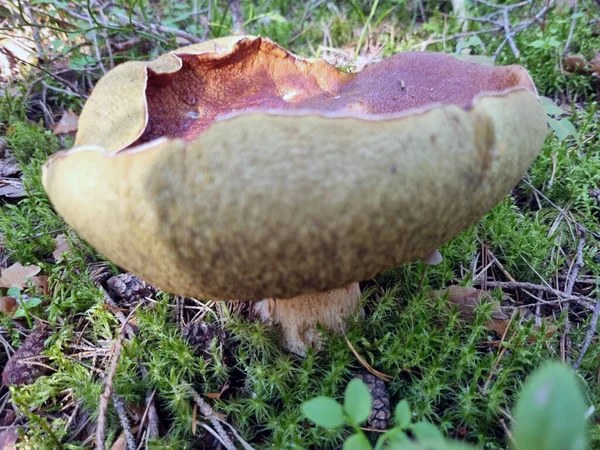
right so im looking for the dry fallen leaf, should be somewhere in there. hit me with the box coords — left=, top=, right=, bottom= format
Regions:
left=0, top=428, right=19, bottom=450
left=430, top=285, right=508, bottom=322
left=0, top=263, right=41, bottom=289
left=0, top=180, right=25, bottom=200
left=52, top=110, right=79, bottom=136
left=52, top=234, right=71, bottom=260
left=206, top=382, right=230, bottom=400
left=0, top=297, right=18, bottom=315
left=0, top=154, right=19, bottom=178
left=563, top=54, right=588, bottom=74
left=590, top=53, right=600, bottom=77
left=110, top=433, right=127, bottom=450
left=32, top=275, right=48, bottom=296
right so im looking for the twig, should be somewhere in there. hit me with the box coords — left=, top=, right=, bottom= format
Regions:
left=565, top=231, right=586, bottom=298
left=483, top=309, right=519, bottom=393
left=102, top=288, right=159, bottom=441
left=563, top=0, right=578, bottom=54
left=228, top=0, right=246, bottom=34
left=563, top=231, right=586, bottom=362
left=112, top=394, right=136, bottom=450
left=96, top=332, right=124, bottom=450
left=190, top=388, right=236, bottom=450
left=501, top=9, right=520, bottom=58
left=478, top=280, right=593, bottom=308
left=572, top=296, right=600, bottom=370
left=522, top=180, right=600, bottom=239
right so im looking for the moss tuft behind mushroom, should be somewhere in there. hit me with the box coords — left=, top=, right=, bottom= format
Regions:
left=42, top=36, right=547, bottom=355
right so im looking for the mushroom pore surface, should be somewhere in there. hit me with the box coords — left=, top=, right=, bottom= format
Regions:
left=135, top=37, right=534, bottom=146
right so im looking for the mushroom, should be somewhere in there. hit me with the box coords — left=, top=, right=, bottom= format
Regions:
left=42, top=36, right=547, bottom=355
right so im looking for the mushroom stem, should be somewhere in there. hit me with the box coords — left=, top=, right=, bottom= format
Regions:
left=253, top=282, right=361, bottom=356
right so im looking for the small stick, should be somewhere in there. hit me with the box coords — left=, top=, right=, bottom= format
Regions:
left=112, top=394, right=136, bottom=450
left=477, top=280, right=593, bottom=308
left=563, top=0, right=578, bottom=55
left=228, top=0, right=246, bottom=34
left=563, top=231, right=586, bottom=361
left=96, top=332, right=124, bottom=450
left=190, top=389, right=236, bottom=450
left=572, top=296, right=600, bottom=370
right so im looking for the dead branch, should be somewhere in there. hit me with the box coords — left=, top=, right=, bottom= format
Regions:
left=228, top=0, right=246, bottom=34
left=96, top=332, right=124, bottom=450
left=112, top=394, right=136, bottom=450
left=572, top=296, right=600, bottom=370
left=191, top=388, right=237, bottom=450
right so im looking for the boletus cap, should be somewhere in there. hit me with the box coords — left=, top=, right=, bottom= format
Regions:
left=42, top=36, right=547, bottom=301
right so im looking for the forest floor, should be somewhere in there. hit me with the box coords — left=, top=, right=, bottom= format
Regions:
left=1, top=0, right=600, bottom=449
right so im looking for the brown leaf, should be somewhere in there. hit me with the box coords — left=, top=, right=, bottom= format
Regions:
left=206, top=382, right=230, bottom=400
left=110, top=433, right=127, bottom=450
left=563, top=54, right=588, bottom=74
left=429, top=285, right=509, bottom=323
left=32, top=275, right=48, bottom=296
left=0, top=297, right=18, bottom=315
left=2, top=323, right=49, bottom=386
left=52, top=110, right=79, bottom=136
left=52, top=234, right=71, bottom=260
left=0, top=263, right=41, bottom=288
left=590, top=53, right=600, bottom=77
left=0, top=154, right=19, bottom=178
left=0, top=428, right=19, bottom=450
left=0, top=180, right=25, bottom=200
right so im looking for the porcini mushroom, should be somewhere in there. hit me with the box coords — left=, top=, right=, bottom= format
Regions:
left=42, top=36, right=547, bottom=355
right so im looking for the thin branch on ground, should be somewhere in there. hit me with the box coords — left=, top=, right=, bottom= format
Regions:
left=228, top=0, right=246, bottom=34
left=96, top=332, right=124, bottom=450
left=562, top=230, right=586, bottom=361
left=112, top=394, right=136, bottom=450
left=191, top=388, right=237, bottom=450
left=572, top=296, right=600, bottom=370
left=477, top=280, right=594, bottom=310
left=563, top=0, right=578, bottom=55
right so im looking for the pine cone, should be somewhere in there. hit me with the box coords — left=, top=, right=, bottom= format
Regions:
left=106, top=273, right=157, bottom=306
left=183, top=321, right=226, bottom=361
left=2, top=323, right=49, bottom=386
left=355, top=370, right=390, bottom=430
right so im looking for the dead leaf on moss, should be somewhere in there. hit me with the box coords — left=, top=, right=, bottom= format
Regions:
left=430, top=285, right=508, bottom=322
left=0, top=263, right=41, bottom=288
left=0, top=179, right=25, bottom=200
left=0, top=154, right=19, bottom=178
left=563, top=54, right=588, bottom=74
left=110, top=433, right=127, bottom=450
left=32, top=275, right=48, bottom=296
left=0, top=428, right=19, bottom=450
left=0, top=297, right=18, bottom=315
left=52, top=234, right=71, bottom=260
left=206, top=382, right=230, bottom=400
left=590, top=53, right=600, bottom=76
left=52, top=110, right=79, bottom=136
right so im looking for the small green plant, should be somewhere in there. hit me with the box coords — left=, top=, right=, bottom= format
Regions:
left=6, top=287, right=42, bottom=328
left=302, top=362, right=588, bottom=450
left=540, top=96, right=578, bottom=142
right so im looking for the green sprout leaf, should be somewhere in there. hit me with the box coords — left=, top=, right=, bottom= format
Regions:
left=512, top=362, right=587, bottom=450
left=343, top=433, right=372, bottom=450
left=540, top=97, right=565, bottom=117
left=7, top=287, right=20, bottom=298
left=302, top=397, right=346, bottom=429
left=344, top=379, right=372, bottom=425
left=395, top=400, right=412, bottom=429
left=411, top=421, right=444, bottom=443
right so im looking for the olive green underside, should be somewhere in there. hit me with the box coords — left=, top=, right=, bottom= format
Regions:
left=43, top=90, right=547, bottom=300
